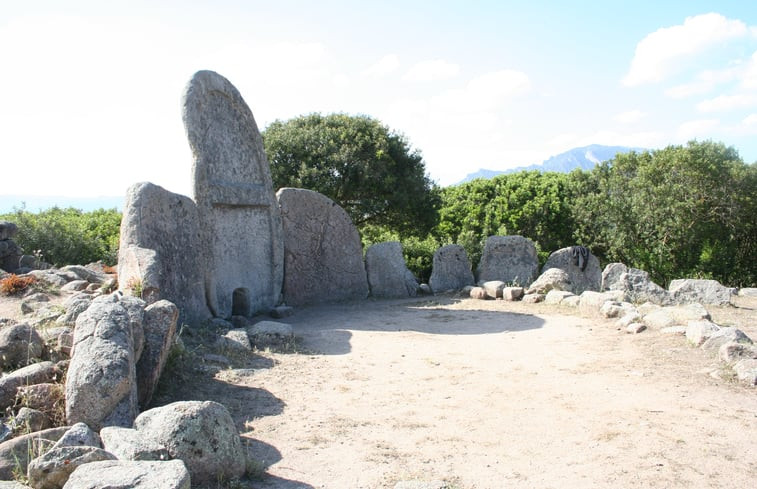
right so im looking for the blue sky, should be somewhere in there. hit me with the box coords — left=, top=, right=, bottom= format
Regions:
left=2, top=0, right=757, bottom=201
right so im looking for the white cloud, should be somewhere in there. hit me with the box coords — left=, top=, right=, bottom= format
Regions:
left=665, top=66, right=742, bottom=98
left=742, top=113, right=757, bottom=125
left=613, top=109, right=646, bottom=124
left=576, top=130, right=664, bottom=148
left=697, top=93, right=757, bottom=112
left=361, top=54, right=400, bottom=77
left=742, top=51, right=757, bottom=89
left=623, top=13, right=749, bottom=86
left=676, top=119, right=720, bottom=139
left=431, top=69, right=531, bottom=112
left=403, top=59, right=460, bottom=82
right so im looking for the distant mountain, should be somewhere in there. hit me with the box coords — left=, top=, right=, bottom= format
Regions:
left=0, top=195, right=124, bottom=214
left=458, top=144, right=646, bottom=184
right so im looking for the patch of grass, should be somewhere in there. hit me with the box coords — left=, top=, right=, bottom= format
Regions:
left=126, top=277, right=143, bottom=298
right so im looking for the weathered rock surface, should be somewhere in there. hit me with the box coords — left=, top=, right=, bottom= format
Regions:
left=668, top=279, right=733, bottom=306
left=609, top=268, right=670, bottom=305
left=719, top=341, right=757, bottom=363
left=99, top=426, right=170, bottom=461
left=56, top=296, right=93, bottom=327
left=541, top=246, right=601, bottom=294
left=62, top=459, right=190, bottom=489
left=0, top=322, right=45, bottom=370
left=276, top=187, right=368, bottom=305
left=502, top=286, right=524, bottom=301
left=133, top=401, right=245, bottom=485
left=53, top=423, right=101, bottom=449
left=642, top=303, right=711, bottom=329
left=217, top=328, right=252, bottom=351
left=11, top=407, right=52, bottom=435
left=733, top=359, right=757, bottom=385
left=469, top=287, right=489, bottom=300
left=685, top=320, right=721, bottom=346
left=185, top=70, right=284, bottom=318
left=578, top=290, right=624, bottom=313
left=522, top=293, right=545, bottom=303
left=545, top=290, right=575, bottom=305
left=136, top=300, right=178, bottom=409
left=476, top=236, right=539, bottom=286
left=738, top=287, right=757, bottom=297
left=526, top=268, right=571, bottom=295
left=28, top=446, right=116, bottom=489
left=0, top=426, right=68, bottom=480
left=601, top=262, right=627, bottom=291
left=66, top=296, right=139, bottom=430
left=481, top=281, right=506, bottom=299
left=0, top=361, right=61, bottom=410
left=429, top=245, right=475, bottom=293
left=118, top=182, right=210, bottom=326
left=0, top=221, right=18, bottom=241
left=701, top=327, right=752, bottom=351
left=365, top=241, right=418, bottom=298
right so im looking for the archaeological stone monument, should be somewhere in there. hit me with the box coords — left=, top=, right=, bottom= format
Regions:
left=118, top=70, right=284, bottom=323
left=428, top=244, right=475, bottom=293
left=476, top=235, right=539, bottom=287
left=276, top=187, right=369, bottom=305
left=365, top=241, right=418, bottom=298
left=184, top=70, right=284, bottom=318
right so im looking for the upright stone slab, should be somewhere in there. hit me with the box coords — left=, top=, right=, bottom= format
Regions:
left=476, top=236, right=539, bottom=287
left=276, top=188, right=369, bottom=305
left=428, top=244, right=475, bottom=293
left=118, top=182, right=210, bottom=326
left=541, top=246, right=602, bottom=295
left=365, top=241, right=418, bottom=298
left=183, top=70, right=284, bottom=318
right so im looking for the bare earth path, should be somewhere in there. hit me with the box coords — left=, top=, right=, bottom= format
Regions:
left=228, top=296, right=756, bottom=489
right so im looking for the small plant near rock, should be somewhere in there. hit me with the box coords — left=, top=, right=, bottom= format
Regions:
left=126, top=277, right=143, bottom=298
left=0, top=274, right=36, bottom=296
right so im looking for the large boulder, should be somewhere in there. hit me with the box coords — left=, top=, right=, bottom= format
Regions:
left=276, top=187, right=369, bottom=305
left=526, top=268, right=571, bottom=295
left=0, top=222, right=18, bottom=241
left=62, top=459, right=190, bottom=489
left=668, top=279, right=734, bottom=305
left=601, top=262, right=627, bottom=291
left=136, top=300, right=178, bottom=409
left=541, top=246, right=601, bottom=294
left=610, top=268, right=670, bottom=305
left=428, top=245, right=474, bottom=293
left=133, top=401, right=246, bottom=485
left=65, top=295, right=141, bottom=431
left=476, top=236, right=539, bottom=286
left=99, top=427, right=170, bottom=461
left=365, top=242, right=418, bottom=298
left=118, top=182, right=211, bottom=326
left=185, top=70, right=284, bottom=319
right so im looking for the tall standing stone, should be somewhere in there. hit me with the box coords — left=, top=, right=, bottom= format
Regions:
left=118, top=182, right=210, bottom=326
left=276, top=187, right=369, bottom=305
left=183, top=70, right=284, bottom=318
left=476, top=236, right=539, bottom=287
left=365, top=241, right=418, bottom=298
left=428, top=244, right=475, bottom=293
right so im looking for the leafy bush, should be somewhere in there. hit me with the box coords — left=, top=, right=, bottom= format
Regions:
left=0, top=206, right=121, bottom=267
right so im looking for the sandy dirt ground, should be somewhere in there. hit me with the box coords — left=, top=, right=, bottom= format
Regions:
left=203, top=296, right=756, bottom=489
left=2, top=292, right=755, bottom=489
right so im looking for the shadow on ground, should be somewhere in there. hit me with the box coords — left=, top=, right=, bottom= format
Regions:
left=275, top=295, right=546, bottom=355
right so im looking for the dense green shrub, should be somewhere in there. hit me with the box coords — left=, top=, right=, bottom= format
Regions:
left=0, top=207, right=121, bottom=267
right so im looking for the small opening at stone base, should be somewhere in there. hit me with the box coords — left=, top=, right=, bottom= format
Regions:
left=232, top=288, right=251, bottom=317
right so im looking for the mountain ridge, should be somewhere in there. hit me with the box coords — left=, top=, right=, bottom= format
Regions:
left=458, top=144, right=646, bottom=184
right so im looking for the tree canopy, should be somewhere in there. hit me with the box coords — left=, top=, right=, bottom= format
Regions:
left=262, top=113, right=440, bottom=236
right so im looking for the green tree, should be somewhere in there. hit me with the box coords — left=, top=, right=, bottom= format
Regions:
left=571, top=141, right=756, bottom=286
left=263, top=113, right=440, bottom=236
left=436, top=171, right=576, bottom=266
